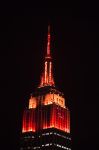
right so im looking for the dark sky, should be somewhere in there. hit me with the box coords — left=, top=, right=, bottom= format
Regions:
left=0, top=1, right=99, bottom=150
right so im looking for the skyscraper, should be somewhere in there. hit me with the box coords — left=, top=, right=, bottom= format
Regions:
left=20, top=26, right=71, bottom=150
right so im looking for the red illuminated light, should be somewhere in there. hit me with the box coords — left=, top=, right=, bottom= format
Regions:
left=39, top=25, right=55, bottom=87
left=22, top=110, right=36, bottom=133
left=22, top=104, right=70, bottom=133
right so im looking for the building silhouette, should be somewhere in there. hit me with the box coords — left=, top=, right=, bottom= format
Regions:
left=20, top=26, right=71, bottom=150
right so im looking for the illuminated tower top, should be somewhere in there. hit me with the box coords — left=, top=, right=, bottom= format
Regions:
left=22, top=25, right=70, bottom=136
left=39, top=25, right=55, bottom=87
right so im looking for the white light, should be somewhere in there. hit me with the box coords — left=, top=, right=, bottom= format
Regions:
left=50, top=132, right=53, bottom=134
left=45, top=143, right=49, bottom=146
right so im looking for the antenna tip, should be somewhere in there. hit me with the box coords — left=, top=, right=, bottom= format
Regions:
left=48, top=25, right=50, bottom=33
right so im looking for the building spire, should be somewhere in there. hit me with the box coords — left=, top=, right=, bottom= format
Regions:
left=46, top=25, right=51, bottom=57
left=39, top=25, right=55, bottom=87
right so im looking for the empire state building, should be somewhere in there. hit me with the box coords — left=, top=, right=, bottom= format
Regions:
left=20, top=26, right=71, bottom=150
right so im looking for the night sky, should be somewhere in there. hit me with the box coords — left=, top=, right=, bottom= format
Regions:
left=0, top=1, right=98, bottom=150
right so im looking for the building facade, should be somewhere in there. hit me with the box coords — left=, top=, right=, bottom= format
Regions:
left=20, top=26, right=71, bottom=150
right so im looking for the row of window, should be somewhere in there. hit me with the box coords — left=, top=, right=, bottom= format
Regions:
left=54, top=143, right=71, bottom=150
left=24, top=136, right=34, bottom=139
left=21, top=143, right=71, bottom=150
left=54, top=132, right=71, bottom=140
left=41, top=132, right=71, bottom=140
left=23, top=132, right=71, bottom=140
left=21, top=143, right=51, bottom=150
